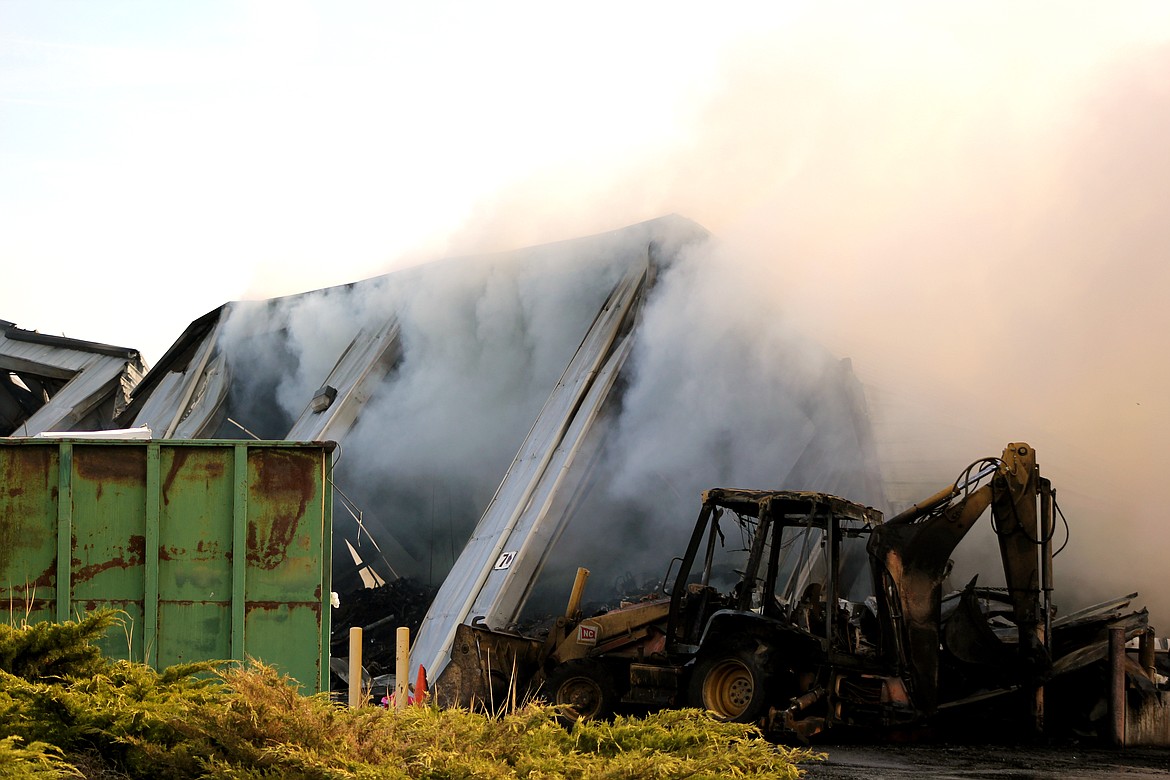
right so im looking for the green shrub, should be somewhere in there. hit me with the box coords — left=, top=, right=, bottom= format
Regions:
left=0, top=614, right=820, bottom=779
left=0, top=736, right=81, bottom=779
left=0, top=611, right=115, bottom=682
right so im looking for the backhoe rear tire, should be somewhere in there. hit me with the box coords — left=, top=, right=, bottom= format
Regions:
left=543, top=660, right=617, bottom=723
left=689, top=649, right=768, bottom=723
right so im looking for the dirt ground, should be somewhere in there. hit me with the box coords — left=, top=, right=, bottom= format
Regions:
left=803, top=743, right=1170, bottom=779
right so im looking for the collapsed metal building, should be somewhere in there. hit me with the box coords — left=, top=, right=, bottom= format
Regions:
left=5, top=216, right=884, bottom=606
left=6, top=215, right=1166, bottom=744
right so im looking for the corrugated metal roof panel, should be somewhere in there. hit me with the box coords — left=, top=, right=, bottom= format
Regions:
left=410, top=261, right=648, bottom=684
left=18, top=354, right=140, bottom=434
left=1, top=322, right=146, bottom=436
left=1, top=334, right=114, bottom=377
left=286, top=318, right=402, bottom=443
left=126, top=320, right=225, bottom=439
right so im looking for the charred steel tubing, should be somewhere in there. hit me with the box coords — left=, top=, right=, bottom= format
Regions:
left=885, top=461, right=998, bottom=525
left=886, top=483, right=957, bottom=525
left=565, top=567, right=590, bottom=619
left=1140, top=630, right=1157, bottom=682
left=348, top=627, right=363, bottom=708
left=1032, top=685, right=1045, bottom=736
left=701, top=513, right=720, bottom=587
left=1040, top=479, right=1054, bottom=653
left=824, top=510, right=836, bottom=648
left=1109, top=625, right=1127, bottom=747
left=396, top=626, right=410, bottom=712
left=788, top=686, right=825, bottom=713
left=666, top=504, right=713, bottom=645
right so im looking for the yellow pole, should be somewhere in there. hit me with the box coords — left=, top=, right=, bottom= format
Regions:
left=566, top=567, right=590, bottom=619
left=396, top=626, right=410, bottom=711
left=348, top=627, right=363, bottom=708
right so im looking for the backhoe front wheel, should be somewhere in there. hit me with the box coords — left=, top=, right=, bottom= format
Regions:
left=689, top=650, right=768, bottom=723
left=543, top=660, right=617, bottom=723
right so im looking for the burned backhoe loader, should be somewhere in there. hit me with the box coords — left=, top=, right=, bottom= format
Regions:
left=435, top=443, right=1154, bottom=741
left=437, top=488, right=881, bottom=731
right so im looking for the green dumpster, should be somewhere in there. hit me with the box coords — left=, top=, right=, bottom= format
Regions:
left=0, top=439, right=334, bottom=693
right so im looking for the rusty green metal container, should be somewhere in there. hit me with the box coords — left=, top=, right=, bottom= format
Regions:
left=0, top=439, right=334, bottom=693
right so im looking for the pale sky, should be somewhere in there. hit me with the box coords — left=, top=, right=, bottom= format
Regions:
left=3, top=2, right=1168, bottom=365
left=2, top=1, right=782, bottom=363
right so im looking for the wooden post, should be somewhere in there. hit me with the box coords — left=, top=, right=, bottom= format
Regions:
left=348, top=627, right=363, bottom=708
left=396, top=626, right=410, bottom=712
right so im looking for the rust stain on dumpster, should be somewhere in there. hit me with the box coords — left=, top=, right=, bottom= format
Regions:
left=32, top=562, right=55, bottom=588
left=2, top=446, right=52, bottom=488
left=75, top=451, right=145, bottom=483
left=0, top=446, right=54, bottom=575
left=72, top=535, right=146, bottom=583
left=1, top=564, right=55, bottom=596
left=246, top=601, right=323, bottom=615
left=76, top=449, right=146, bottom=500
left=161, top=448, right=227, bottom=506
left=247, top=452, right=315, bottom=570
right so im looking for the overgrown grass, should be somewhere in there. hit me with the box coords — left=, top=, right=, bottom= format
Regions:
left=0, top=612, right=821, bottom=779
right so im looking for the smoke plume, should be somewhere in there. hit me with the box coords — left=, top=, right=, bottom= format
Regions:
left=433, top=11, right=1170, bottom=622
left=208, top=7, right=1168, bottom=626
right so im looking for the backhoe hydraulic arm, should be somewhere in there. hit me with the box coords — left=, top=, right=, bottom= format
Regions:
left=867, top=442, right=1053, bottom=716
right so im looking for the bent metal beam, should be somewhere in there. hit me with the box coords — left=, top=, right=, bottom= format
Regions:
left=409, top=257, right=650, bottom=688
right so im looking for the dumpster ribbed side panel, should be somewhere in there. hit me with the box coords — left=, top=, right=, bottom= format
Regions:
left=70, top=443, right=148, bottom=658
left=242, top=445, right=330, bottom=693
left=0, top=443, right=58, bottom=624
left=157, top=444, right=236, bottom=667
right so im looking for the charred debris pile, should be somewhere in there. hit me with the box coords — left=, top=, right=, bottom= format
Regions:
left=328, top=576, right=656, bottom=682
left=330, top=578, right=438, bottom=678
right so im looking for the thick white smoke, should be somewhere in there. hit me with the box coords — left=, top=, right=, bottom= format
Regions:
left=216, top=218, right=741, bottom=587
left=529, top=234, right=885, bottom=611
left=431, top=13, right=1170, bottom=623
left=206, top=6, right=1168, bottom=626
left=209, top=208, right=886, bottom=618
